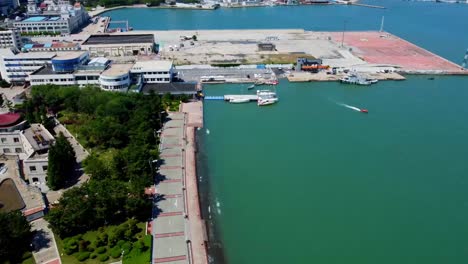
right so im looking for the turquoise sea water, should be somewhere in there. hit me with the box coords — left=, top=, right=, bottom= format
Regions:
left=105, top=2, right=468, bottom=263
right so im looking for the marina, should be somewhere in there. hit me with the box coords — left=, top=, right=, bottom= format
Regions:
left=205, top=91, right=279, bottom=106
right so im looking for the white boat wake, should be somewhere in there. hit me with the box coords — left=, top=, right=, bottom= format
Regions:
left=339, top=103, right=361, bottom=112
left=328, top=98, right=368, bottom=114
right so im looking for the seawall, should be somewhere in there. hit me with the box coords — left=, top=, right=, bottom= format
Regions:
left=182, top=102, right=208, bottom=264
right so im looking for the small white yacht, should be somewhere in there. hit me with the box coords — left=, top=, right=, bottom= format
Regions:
left=257, top=90, right=279, bottom=106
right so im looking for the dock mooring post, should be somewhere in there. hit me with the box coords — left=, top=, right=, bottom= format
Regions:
left=341, top=20, right=347, bottom=48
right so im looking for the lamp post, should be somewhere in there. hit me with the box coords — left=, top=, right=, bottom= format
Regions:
left=341, top=20, right=347, bottom=48
left=148, top=159, right=158, bottom=179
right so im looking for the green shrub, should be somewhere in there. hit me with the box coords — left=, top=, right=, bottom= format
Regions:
left=110, top=246, right=122, bottom=258
left=90, top=253, right=97, bottom=259
left=95, top=246, right=107, bottom=254
left=77, top=252, right=90, bottom=262
left=63, top=237, right=79, bottom=255
left=121, top=241, right=132, bottom=255
left=78, top=240, right=89, bottom=252
left=117, top=240, right=126, bottom=248
left=94, top=232, right=108, bottom=247
left=98, top=254, right=109, bottom=262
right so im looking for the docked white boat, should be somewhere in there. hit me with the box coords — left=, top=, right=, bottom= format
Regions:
left=257, top=90, right=279, bottom=106
left=229, top=98, right=250, bottom=104
left=340, top=73, right=378, bottom=86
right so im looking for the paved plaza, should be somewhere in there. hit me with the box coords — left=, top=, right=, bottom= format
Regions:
left=152, top=112, right=190, bottom=264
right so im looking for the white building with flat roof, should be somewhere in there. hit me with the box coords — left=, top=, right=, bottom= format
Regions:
left=100, top=63, right=133, bottom=92
left=13, top=1, right=89, bottom=34
left=131, top=60, right=174, bottom=84
left=0, top=48, right=55, bottom=84
left=0, top=28, right=22, bottom=49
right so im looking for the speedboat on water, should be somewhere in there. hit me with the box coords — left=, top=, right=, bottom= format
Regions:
left=360, top=109, right=368, bottom=113
left=247, top=84, right=255, bottom=90
left=257, top=90, right=279, bottom=106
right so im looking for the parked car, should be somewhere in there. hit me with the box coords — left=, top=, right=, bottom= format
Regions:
left=0, top=163, right=7, bottom=174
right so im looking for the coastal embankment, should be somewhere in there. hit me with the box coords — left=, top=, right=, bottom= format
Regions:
left=151, top=102, right=207, bottom=264
left=89, top=3, right=217, bottom=17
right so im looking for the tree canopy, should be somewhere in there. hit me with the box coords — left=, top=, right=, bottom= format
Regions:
left=47, top=132, right=76, bottom=190
left=0, top=211, right=33, bottom=263
left=22, top=85, right=165, bottom=237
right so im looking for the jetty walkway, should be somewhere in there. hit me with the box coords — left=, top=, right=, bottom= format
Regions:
left=151, top=102, right=206, bottom=264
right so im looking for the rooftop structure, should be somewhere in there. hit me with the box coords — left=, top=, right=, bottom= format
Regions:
left=81, top=34, right=155, bottom=56
left=131, top=60, right=174, bottom=84
left=0, top=28, right=22, bottom=50
left=82, top=34, right=155, bottom=45
left=100, top=63, right=133, bottom=92
left=22, top=124, right=54, bottom=152
left=14, top=0, right=90, bottom=34
left=0, top=48, right=56, bottom=84
left=22, top=42, right=80, bottom=52
left=0, top=113, right=22, bottom=128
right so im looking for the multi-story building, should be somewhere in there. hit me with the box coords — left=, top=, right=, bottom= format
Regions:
left=0, top=113, right=54, bottom=191
left=81, top=34, right=155, bottom=57
left=0, top=48, right=55, bottom=84
left=0, top=28, right=22, bottom=49
left=13, top=0, right=89, bottom=35
left=131, top=60, right=174, bottom=83
left=30, top=58, right=174, bottom=92
left=0, top=0, right=19, bottom=16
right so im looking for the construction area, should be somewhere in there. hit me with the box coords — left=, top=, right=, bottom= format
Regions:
left=137, top=29, right=466, bottom=76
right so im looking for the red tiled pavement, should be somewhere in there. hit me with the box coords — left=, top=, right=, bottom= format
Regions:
left=46, top=259, right=61, bottom=264
left=155, top=231, right=185, bottom=238
left=159, top=166, right=182, bottom=170
left=161, top=179, right=182, bottom=183
left=158, top=211, right=183, bottom=217
left=329, top=31, right=465, bottom=72
left=154, top=255, right=187, bottom=263
left=160, top=153, right=182, bottom=158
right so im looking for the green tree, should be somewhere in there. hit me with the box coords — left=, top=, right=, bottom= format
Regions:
left=47, top=132, right=76, bottom=190
left=0, top=211, right=33, bottom=263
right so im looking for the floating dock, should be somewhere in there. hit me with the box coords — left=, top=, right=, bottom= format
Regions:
left=205, top=95, right=258, bottom=101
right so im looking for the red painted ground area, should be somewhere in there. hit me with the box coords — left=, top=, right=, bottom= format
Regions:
left=46, top=259, right=61, bottom=264
left=161, top=179, right=182, bottom=183
left=160, top=153, right=182, bottom=158
left=162, top=144, right=182, bottom=148
left=147, top=221, right=153, bottom=234
left=154, top=255, right=187, bottom=263
left=159, top=211, right=183, bottom=217
left=330, top=31, right=465, bottom=72
left=160, top=166, right=182, bottom=170
left=164, top=194, right=183, bottom=198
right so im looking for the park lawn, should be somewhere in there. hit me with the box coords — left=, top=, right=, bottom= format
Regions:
left=21, top=252, right=35, bottom=264
left=55, top=222, right=149, bottom=264
left=123, top=235, right=152, bottom=264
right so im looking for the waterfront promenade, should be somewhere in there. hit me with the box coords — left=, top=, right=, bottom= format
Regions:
left=151, top=102, right=206, bottom=264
